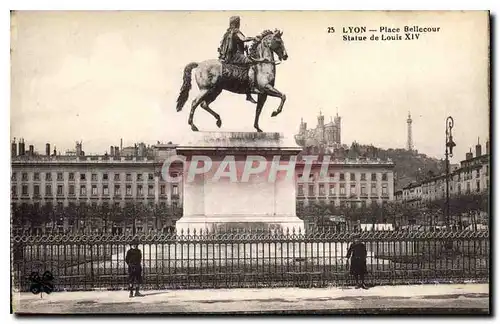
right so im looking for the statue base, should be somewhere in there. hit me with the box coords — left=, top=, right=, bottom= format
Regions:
left=175, top=131, right=305, bottom=234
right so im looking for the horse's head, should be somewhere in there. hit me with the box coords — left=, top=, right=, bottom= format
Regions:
left=268, top=29, right=288, bottom=61
left=251, top=29, right=288, bottom=61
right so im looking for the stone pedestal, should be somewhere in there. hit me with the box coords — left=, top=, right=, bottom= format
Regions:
left=174, top=132, right=304, bottom=233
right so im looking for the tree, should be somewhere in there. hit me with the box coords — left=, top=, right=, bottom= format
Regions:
left=123, top=203, right=135, bottom=232
left=157, top=203, right=174, bottom=231
left=122, top=202, right=148, bottom=234
left=27, top=204, right=39, bottom=230
left=368, top=203, right=380, bottom=228
left=76, top=203, right=89, bottom=233
left=53, top=203, right=64, bottom=232
left=65, top=203, right=78, bottom=233
left=11, top=204, right=23, bottom=232
left=41, top=203, right=54, bottom=233
left=94, top=203, right=110, bottom=233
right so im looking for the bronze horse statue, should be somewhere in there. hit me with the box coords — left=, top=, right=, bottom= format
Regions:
left=175, top=29, right=288, bottom=132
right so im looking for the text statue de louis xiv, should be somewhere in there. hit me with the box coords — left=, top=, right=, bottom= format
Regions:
left=175, top=16, right=288, bottom=132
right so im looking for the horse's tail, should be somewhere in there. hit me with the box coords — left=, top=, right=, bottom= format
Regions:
left=176, top=62, right=199, bottom=112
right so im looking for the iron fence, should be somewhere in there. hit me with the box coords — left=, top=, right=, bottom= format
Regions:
left=11, top=229, right=489, bottom=291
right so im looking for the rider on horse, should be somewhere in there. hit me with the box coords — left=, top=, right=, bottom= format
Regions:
left=218, top=16, right=259, bottom=104
left=176, top=18, right=288, bottom=133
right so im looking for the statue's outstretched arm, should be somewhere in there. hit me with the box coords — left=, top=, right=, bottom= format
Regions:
left=235, top=31, right=255, bottom=43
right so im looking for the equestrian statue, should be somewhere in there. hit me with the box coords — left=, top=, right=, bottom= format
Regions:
left=175, top=16, right=288, bottom=132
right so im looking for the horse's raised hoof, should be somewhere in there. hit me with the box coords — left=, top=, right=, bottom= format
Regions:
left=191, top=125, right=199, bottom=132
left=271, top=111, right=278, bottom=117
left=216, top=119, right=222, bottom=128
left=246, top=95, right=257, bottom=104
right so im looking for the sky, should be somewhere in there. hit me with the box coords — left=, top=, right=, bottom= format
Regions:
left=10, top=11, right=489, bottom=163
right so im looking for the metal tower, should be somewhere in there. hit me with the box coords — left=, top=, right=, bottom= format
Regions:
left=407, top=111, right=413, bottom=151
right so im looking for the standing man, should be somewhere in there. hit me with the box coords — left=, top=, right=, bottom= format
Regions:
left=346, top=235, right=368, bottom=289
left=125, top=238, right=144, bottom=297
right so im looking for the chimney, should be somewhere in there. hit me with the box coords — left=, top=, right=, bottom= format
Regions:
left=76, top=141, right=83, bottom=156
left=134, top=144, right=138, bottom=157
left=29, top=145, right=34, bottom=156
left=475, top=140, right=482, bottom=158
left=120, top=138, right=123, bottom=151
left=18, top=139, right=24, bottom=156
left=53, top=148, right=57, bottom=156
left=466, top=149, right=473, bottom=160
left=138, top=143, right=145, bottom=157
left=115, top=146, right=119, bottom=156
left=11, top=138, right=17, bottom=157
left=486, top=139, right=490, bottom=155
left=46, top=143, right=50, bottom=156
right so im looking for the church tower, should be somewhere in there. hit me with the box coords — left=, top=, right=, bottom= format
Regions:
left=317, top=110, right=325, bottom=128
left=299, top=117, right=307, bottom=134
left=334, top=111, right=341, bottom=144
left=317, top=110, right=325, bottom=144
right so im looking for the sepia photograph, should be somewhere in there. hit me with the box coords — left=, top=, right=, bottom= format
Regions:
left=9, top=10, right=490, bottom=315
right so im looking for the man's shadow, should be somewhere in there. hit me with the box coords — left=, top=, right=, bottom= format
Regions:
left=345, top=282, right=378, bottom=290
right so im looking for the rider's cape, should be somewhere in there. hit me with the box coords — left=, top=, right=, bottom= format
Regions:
left=218, top=28, right=238, bottom=62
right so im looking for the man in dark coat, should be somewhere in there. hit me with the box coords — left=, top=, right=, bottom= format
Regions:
left=125, top=238, right=144, bottom=297
left=346, top=237, right=368, bottom=289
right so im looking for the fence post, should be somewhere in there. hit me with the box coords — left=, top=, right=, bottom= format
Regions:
left=90, top=243, right=94, bottom=289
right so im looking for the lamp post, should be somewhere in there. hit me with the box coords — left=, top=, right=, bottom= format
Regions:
left=445, top=116, right=456, bottom=229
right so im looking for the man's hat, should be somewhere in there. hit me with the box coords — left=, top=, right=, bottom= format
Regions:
left=130, top=237, right=139, bottom=246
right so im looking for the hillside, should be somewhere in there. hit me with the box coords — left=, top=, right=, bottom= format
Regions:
left=378, top=148, right=445, bottom=190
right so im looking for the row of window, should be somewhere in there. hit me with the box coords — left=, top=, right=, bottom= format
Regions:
left=12, top=183, right=179, bottom=198
left=298, top=172, right=389, bottom=182
left=423, top=179, right=484, bottom=195
left=298, top=199, right=388, bottom=208
left=456, top=166, right=489, bottom=181
left=15, top=200, right=178, bottom=208
left=405, top=166, right=489, bottom=196
left=298, top=183, right=389, bottom=197
left=445, top=181, right=482, bottom=195
left=12, top=171, right=179, bottom=182
left=404, top=180, right=485, bottom=201
left=12, top=170, right=388, bottom=183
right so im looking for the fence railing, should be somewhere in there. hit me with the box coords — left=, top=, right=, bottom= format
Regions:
left=11, top=229, right=489, bottom=291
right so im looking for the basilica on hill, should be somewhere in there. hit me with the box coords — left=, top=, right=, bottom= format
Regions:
left=294, top=111, right=344, bottom=153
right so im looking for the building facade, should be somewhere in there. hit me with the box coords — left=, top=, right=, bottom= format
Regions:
left=11, top=139, right=396, bottom=233
left=400, top=181, right=423, bottom=208
left=399, top=140, right=490, bottom=207
left=11, top=141, right=182, bottom=234
left=295, top=157, right=395, bottom=208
